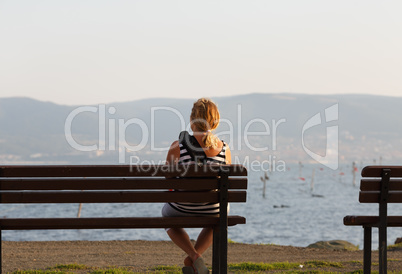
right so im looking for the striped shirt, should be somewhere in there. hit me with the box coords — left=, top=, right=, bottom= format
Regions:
left=168, top=139, right=227, bottom=215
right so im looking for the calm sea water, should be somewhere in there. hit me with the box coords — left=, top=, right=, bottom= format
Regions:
left=1, top=164, right=401, bottom=248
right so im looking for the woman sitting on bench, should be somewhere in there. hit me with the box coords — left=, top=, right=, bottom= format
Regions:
left=162, top=98, right=232, bottom=274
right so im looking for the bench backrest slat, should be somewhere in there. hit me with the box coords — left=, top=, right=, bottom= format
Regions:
left=0, top=190, right=247, bottom=204
left=361, top=166, right=402, bottom=177
left=359, top=191, right=402, bottom=203
left=0, top=164, right=247, bottom=178
left=0, top=178, right=247, bottom=191
left=360, top=179, right=402, bottom=191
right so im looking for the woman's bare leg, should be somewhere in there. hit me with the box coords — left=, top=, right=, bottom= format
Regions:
left=194, top=227, right=214, bottom=253
left=166, top=228, right=201, bottom=263
left=184, top=227, right=214, bottom=266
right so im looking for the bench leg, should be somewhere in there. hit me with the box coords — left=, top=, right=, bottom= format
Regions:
left=218, top=221, right=228, bottom=274
left=363, top=226, right=372, bottom=274
left=212, top=226, right=220, bottom=274
left=379, top=168, right=389, bottom=274
left=213, top=225, right=228, bottom=274
left=218, top=167, right=229, bottom=274
left=379, top=225, right=387, bottom=274
left=0, top=229, right=2, bottom=272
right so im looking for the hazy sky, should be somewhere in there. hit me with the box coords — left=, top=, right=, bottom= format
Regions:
left=1, top=0, right=401, bottom=105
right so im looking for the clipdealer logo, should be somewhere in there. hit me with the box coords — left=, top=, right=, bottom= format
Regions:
left=301, top=104, right=339, bottom=170
left=64, top=103, right=339, bottom=170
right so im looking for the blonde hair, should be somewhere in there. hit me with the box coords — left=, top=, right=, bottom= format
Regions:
left=190, top=98, right=220, bottom=148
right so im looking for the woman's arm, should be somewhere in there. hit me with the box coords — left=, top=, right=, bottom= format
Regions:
left=225, top=146, right=232, bottom=164
left=166, top=140, right=180, bottom=165
left=165, top=141, right=180, bottom=178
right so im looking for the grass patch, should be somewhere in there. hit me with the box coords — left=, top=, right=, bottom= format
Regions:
left=52, top=264, right=88, bottom=270
left=152, top=265, right=182, bottom=273
left=281, top=271, right=336, bottom=274
left=388, top=242, right=402, bottom=250
left=257, top=243, right=278, bottom=246
left=90, top=268, right=133, bottom=274
left=11, top=265, right=133, bottom=274
left=346, top=260, right=363, bottom=264
left=229, top=260, right=344, bottom=272
left=304, top=261, right=343, bottom=268
left=12, top=271, right=67, bottom=274
left=229, top=262, right=300, bottom=271
left=11, top=265, right=89, bottom=274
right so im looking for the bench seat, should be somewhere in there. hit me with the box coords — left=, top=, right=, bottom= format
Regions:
left=344, top=215, right=402, bottom=227
left=0, top=216, right=246, bottom=230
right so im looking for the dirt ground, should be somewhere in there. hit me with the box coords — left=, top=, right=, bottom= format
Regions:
left=2, top=240, right=402, bottom=273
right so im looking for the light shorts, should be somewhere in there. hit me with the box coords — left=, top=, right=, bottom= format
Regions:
left=161, top=203, right=230, bottom=231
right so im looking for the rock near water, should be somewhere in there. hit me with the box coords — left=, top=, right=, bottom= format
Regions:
left=307, top=240, right=359, bottom=251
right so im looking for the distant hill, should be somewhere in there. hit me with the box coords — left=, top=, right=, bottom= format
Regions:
left=0, top=93, right=401, bottom=165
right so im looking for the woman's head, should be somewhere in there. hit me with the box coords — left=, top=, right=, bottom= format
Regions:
left=190, top=98, right=220, bottom=148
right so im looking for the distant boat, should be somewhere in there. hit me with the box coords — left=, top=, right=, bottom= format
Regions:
left=273, top=204, right=290, bottom=208
left=312, top=194, right=324, bottom=198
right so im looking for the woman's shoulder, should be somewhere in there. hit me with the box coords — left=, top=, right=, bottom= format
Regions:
left=166, top=140, right=181, bottom=165
left=205, top=138, right=226, bottom=156
left=213, top=138, right=224, bottom=151
left=171, top=140, right=180, bottom=146
left=168, top=140, right=180, bottom=154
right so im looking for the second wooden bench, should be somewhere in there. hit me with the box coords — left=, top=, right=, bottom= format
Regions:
left=344, top=165, right=402, bottom=274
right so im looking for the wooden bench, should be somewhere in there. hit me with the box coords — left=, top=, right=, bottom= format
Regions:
left=344, top=166, right=402, bottom=274
left=0, top=164, right=247, bottom=274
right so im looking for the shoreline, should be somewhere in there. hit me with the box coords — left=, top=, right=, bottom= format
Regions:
left=2, top=240, right=402, bottom=273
